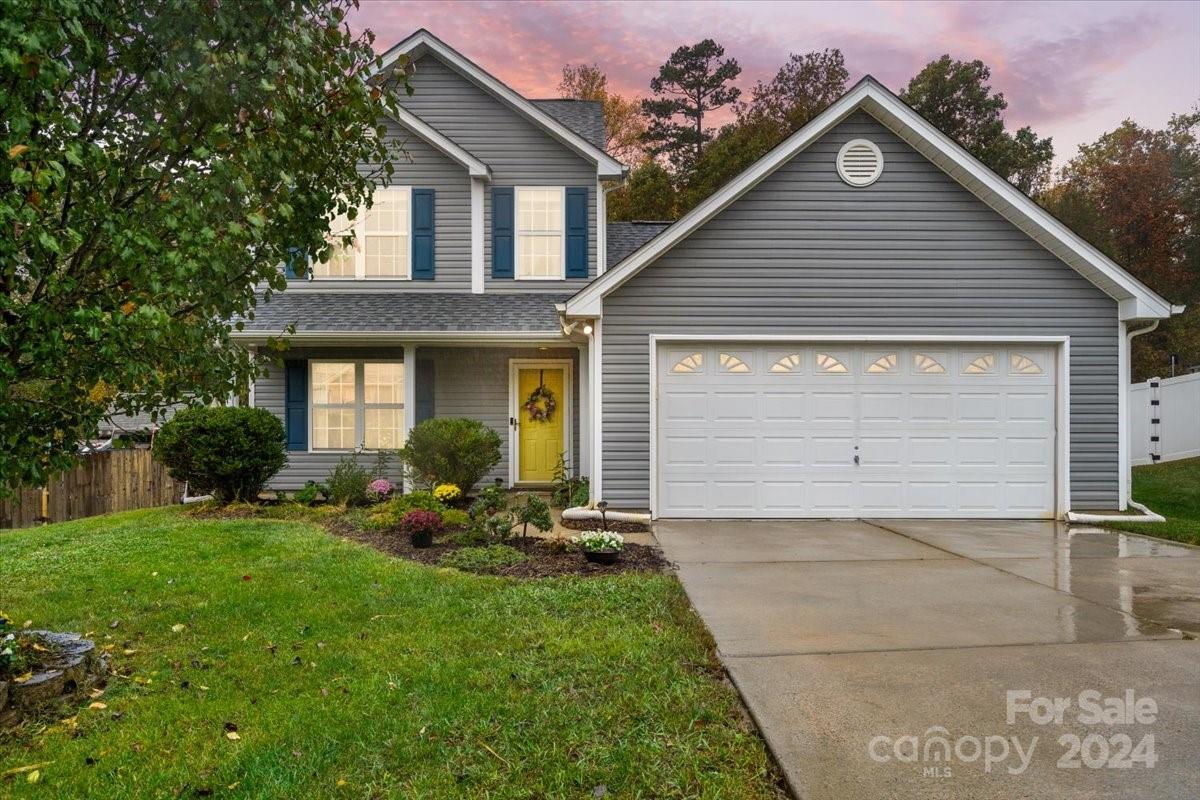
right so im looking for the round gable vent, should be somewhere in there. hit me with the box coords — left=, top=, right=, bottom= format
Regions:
left=836, top=139, right=883, bottom=187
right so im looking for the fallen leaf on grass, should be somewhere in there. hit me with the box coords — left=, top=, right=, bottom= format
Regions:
left=89, top=688, right=105, bottom=699
left=336, top=779, right=347, bottom=787
left=12, top=671, right=33, bottom=683
left=88, top=702, right=108, bottom=710
left=26, top=770, right=40, bottom=784
left=109, top=620, right=120, bottom=629
left=171, top=624, right=186, bottom=633
left=123, top=649, right=138, bottom=656
left=225, top=732, right=241, bottom=741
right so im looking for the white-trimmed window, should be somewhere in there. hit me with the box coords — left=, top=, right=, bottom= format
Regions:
left=310, top=361, right=405, bottom=451
left=516, top=186, right=565, bottom=279
left=314, top=187, right=411, bottom=280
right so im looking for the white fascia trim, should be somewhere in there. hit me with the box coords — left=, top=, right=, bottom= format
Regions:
left=566, top=78, right=1175, bottom=321
left=387, top=106, right=490, bottom=178
left=375, top=30, right=624, bottom=179
left=596, top=178, right=607, bottom=276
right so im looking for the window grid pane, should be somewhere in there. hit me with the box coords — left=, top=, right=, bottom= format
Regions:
left=311, top=363, right=355, bottom=404
left=364, top=363, right=403, bottom=404
left=364, top=188, right=409, bottom=278
left=364, top=408, right=405, bottom=450
left=517, top=188, right=564, bottom=279
left=311, top=408, right=355, bottom=450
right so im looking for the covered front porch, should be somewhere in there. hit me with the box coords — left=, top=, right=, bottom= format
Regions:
left=250, top=338, right=588, bottom=492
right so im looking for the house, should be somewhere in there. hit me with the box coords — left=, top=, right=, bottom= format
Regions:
left=232, top=29, right=1182, bottom=520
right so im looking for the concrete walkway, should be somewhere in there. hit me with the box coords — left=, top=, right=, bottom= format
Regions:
left=657, top=519, right=1200, bottom=800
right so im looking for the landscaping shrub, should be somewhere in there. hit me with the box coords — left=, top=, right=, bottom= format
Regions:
left=439, top=544, right=527, bottom=574
left=433, top=483, right=462, bottom=505
left=367, top=478, right=394, bottom=502
left=293, top=481, right=325, bottom=506
left=513, top=494, right=553, bottom=540
left=469, top=485, right=509, bottom=520
left=371, top=491, right=447, bottom=527
left=399, top=418, right=501, bottom=491
left=325, top=454, right=373, bottom=507
left=396, top=509, right=443, bottom=538
left=153, top=406, right=286, bottom=502
left=551, top=454, right=589, bottom=508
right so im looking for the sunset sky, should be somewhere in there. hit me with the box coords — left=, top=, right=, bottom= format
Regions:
left=350, top=0, right=1199, bottom=167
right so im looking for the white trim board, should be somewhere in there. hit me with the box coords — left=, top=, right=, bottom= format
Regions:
left=507, top=359, right=573, bottom=487
left=375, top=29, right=624, bottom=179
left=646, top=334, right=1071, bottom=520
left=386, top=106, right=490, bottom=178
left=566, top=77, right=1177, bottom=322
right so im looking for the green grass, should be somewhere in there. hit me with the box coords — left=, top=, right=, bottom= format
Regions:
left=0, top=508, right=779, bottom=799
left=1104, top=457, right=1200, bottom=546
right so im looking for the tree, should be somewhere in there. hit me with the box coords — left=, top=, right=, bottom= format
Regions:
left=1042, top=112, right=1200, bottom=379
left=741, top=49, right=847, bottom=134
left=0, top=0, right=406, bottom=495
left=901, top=55, right=1053, bottom=194
left=641, top=40, right=741, bottom=177
left=681, top=49, right=848, bottom=211
left=558, top=63, right=645, bottom=163
left=606, top=161, right=677, bottom=221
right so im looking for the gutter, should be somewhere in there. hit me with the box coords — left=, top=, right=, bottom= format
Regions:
left=562, top=505, right=652, bottom=525
left=1067, top=500, right=1165, bottom=524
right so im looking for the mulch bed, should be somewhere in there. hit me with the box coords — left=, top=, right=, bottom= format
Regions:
left=558, top=518, right=651, bottom=534
left=327, top=518, right=669, bottom=578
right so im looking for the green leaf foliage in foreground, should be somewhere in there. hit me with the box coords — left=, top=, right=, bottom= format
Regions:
left=0, top=508, right=779, bottom=798
left=0, top=0, right=407, bottom=495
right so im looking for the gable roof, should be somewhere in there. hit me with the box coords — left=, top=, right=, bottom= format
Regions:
left=387, top=105, right=490, bottom=178
left=375, top=30, right=625, bottom=179
left=606, top=221, right=672, bottom=269
left=531, top=99, right=606, bottom=151
left=566, top=77, right=1179, bottom=322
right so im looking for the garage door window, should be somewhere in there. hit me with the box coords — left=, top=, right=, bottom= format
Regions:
left=1010, top=353, right=1043, bottom=374
left=866, top=354, right=898, bottom=374
left=816, top=353, right=848, bottom=373
left=671, top=352, right=704, bottom=373
left=913, top=353, right=947, bottom=374
left=719, top=353, right=751, bottom=373
left=769, top=353, right=803, bottom=373
left=964, top=353, right=996, bottom=374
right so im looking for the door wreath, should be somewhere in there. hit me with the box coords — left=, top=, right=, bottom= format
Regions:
left=524, top=371, right=557, bottom=422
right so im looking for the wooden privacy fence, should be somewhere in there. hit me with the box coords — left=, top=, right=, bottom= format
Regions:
left=0, top=448, right=183, bottom=530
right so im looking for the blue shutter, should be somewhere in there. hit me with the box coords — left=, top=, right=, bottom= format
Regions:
left=415, top=358, right=435, bottom=424
left=284, top=247, right=306, bottom=280
left=565, top=187, right=588, bottom=278
left=284, top=360, right=308, bottom=452
left=491, top=187, right=514, bottom=279
left=411, top=188, right=435, bottom=280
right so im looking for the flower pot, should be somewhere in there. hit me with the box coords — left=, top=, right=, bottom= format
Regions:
left=410, top=531, right=434, bottom=549
left=584, top=549, right=619, bottom=565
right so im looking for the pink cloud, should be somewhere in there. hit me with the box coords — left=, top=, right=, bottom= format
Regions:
left=350, top=0, right=1199, bottom=162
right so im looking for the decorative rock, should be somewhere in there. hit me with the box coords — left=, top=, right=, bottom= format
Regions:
left=2, top=631, right=107, bottom=725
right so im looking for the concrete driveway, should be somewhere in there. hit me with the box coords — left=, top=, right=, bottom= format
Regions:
left=657, top=519, right=1200, bottom=800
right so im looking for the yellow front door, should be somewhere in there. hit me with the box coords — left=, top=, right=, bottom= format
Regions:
left=517, top=366, right=565, bottom=483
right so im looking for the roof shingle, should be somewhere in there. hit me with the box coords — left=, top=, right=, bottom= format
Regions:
left=238, top=292, right=569, bottom=334
left=531, top=100, right=606, bottom=152
left=606, top=221, right=673, bottom=268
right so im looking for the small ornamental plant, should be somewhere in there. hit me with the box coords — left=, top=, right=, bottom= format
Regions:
left=397, top=509, right=444, bottom=548
left=433, top=483, right=462, bottom=504
left=367, top=478, right=394, bottom=502
left=0, top=611, right=30, bottom=679
left=573, top=531, right=625, bottom=553
left=573, top=530, right=625, bottom=565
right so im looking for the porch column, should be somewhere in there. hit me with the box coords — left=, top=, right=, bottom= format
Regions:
left=404, top=343, right=417, bottom=491
left=579, top=344, right=591, bottom=478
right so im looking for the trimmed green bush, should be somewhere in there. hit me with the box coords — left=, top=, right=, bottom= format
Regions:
left=153, top=406, right=286, bottom=502
left=441, top=508, right=470, bottom=529
left=439, top=544, right=527, bottom=575
left=325, top=454, right=373, bottom=507
left=399, top=417, right=502, bottom=491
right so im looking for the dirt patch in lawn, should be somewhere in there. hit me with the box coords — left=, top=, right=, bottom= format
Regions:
left=328, top=518, right=669, bottom=578
left=559, top=518, right=652, bottom=534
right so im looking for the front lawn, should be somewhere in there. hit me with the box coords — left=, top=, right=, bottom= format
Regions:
left=0, top=507, right=780, bottom=798
left=1104, top=457, right=1200, bottom=546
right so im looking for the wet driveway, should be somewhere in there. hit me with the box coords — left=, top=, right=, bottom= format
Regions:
left=657, top=519, right=1200, bottom=800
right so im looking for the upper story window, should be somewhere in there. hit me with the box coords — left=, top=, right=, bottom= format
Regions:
left=516, top=187, right=564, bottom=279
left=314, top=187, right=411, bottom=280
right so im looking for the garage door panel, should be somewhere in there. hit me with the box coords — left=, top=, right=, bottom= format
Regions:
left=657, top=344, right=1056, bottom=518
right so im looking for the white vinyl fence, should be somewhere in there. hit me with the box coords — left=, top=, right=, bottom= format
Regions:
left=1129, top=373, right=1200, bottom=466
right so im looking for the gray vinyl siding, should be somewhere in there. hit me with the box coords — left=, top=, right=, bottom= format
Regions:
left=600, top=111, right=1120, bottom=509
left=399, top=54, right=598, bottom=291
left=425, top=347, right=580, bottom=487
left=288, top=118, right=471, bottom=291
left=256, top=346, right=579, bottom=492
left=255, top=348, right=407, bottom=491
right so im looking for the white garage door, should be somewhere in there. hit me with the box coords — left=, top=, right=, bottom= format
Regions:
left=656, top=343, right=1058, bottom=518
